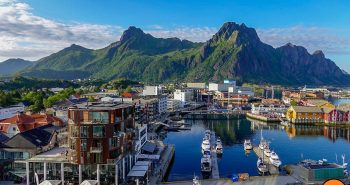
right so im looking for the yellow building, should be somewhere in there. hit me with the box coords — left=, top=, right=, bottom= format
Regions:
left=286, top=106, right=323, bottom=123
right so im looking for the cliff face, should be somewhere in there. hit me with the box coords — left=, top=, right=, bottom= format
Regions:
left=19, top=22, right=350, bottom=85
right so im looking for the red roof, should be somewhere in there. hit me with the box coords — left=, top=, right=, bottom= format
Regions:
left=0, top=113, right=63, bottom=133
left=122, top=91, right=138, bottom=98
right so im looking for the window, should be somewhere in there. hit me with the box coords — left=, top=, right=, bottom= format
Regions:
left=80, top=126, right=88, bottom=138
left=81, top=139, right=87, bottom=151
left=70, top=138, right=76, bottom=150
left=93, top=126, right=105, bottom=138
left=109, top=138, right=118, bottom=148
left=90, top=112, right=109, bottom=124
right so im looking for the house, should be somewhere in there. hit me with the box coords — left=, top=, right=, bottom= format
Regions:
left=286, top=106, right=324, bottom=123
left=0, top=124, right=62, bottom=181
left=0, top=113, right=63, bottom=138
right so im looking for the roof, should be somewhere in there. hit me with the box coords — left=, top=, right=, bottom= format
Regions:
left=290, top=106, right=323, bottom=113
left=141, top=141, right=156, bottom=153
left=306, top=99, right=330, bottom=106
left=69, top=102, right=133, bottom=111
left=337, top=103, right=350, bottom=112
left=4, top=124, right=58, bottom=149
left=0, top=132, right=9, bottom=142
left=322, top=107, right=335, bottom=114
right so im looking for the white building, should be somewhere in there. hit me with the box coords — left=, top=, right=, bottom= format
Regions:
left=173, top=89, right=193, bottom=108
left=167, top=99, right=181, bottom=111
left=237, top=86, right=254, bottom=97
left=209, top=82, right=235, bottom=92
left=0, top=104, right=25, bottom=120
left=142, top=86, right=163, bottom=96
left=158, top=95, right=168, bottom=114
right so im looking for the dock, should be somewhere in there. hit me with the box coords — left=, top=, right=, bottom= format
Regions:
left=252, top=146, right=279, bottom=175
left=210, top=132, right=220, bottom=179
left=149, top=144, right=175, bottom=184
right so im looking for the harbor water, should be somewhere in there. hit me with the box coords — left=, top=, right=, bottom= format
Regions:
left=164, top=117, right=350, bottom=182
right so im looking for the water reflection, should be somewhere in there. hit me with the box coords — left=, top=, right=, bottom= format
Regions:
left=164, top=118, right=350, bottom=181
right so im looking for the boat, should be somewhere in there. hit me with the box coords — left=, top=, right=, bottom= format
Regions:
left=269, top=151, right=282, bottom=167
left=201, top=139, right=211, bottom=150
left=244, top=139, right=253, bottom=150
left=342, top=155, right=348, bottom=176
left=201, top=156, right=212, bottom=173
left=280, top=120, right=290, bottom=127
left=193, top=175, right=201, bottom=185
left=202, top=149, right=211, bottom=158
left=264, top=148, right=271, bottom=157
left=216, top=143, right=223, bottom=154
left=259, top=130, right=268, bottom=150
left=257, top=157, right=268, bottom=173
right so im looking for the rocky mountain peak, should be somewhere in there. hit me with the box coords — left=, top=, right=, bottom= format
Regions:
left=312, top=50, right=325, bottom=58
left=212, top=22, right=260, bottom=46
left=120, top=26, right=146, bottom=43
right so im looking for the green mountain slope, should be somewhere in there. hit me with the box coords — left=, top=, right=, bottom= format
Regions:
left=20, top=22, right=350, bottom=85
left=0, top=58, right=33, bottom=76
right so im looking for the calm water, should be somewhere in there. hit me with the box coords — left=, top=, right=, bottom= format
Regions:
left=164, top=118, right=350, bottom=181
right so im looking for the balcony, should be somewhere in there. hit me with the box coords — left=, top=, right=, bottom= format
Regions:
left=90, top=146, right=102, bottom=153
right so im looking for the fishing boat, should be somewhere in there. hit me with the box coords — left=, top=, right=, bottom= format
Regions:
left=244, top=139, right=253, bottom=150
left=201, top=156, right=212, bottom=173
left=257, top=157, right=268, bottom=173
left=269, top=151, right=282, bottom=167
left=201, top=139, right=210, bottom=151
left=216, top=143, right=223, bottom=154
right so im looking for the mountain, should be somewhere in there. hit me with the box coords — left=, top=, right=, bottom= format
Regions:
left=0, top=58, right=33, bottom=76
left=20, top=22, right=350, bottom=85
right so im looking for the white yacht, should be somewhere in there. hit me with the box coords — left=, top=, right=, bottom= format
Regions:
left=259, top=130, right=268, bottom=150
left=201, top=156, right=212, bottom=173
left=269, top=151, right=282, bottom=167
left=264, top=148, right=271, bottom=157
left=244, top=139, right=253, bottom=150
left=201, top=139, right=211, bottom=151
left=257, top=157, right=268, bottom=173
left=193, top=175, right=201, bottom=185
left=216, top=143, right=223, bottom=154
left=216, top=137, right=222, bottom=145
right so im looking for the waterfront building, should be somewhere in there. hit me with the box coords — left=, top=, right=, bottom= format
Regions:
left=301, top=99, right=335, bottom=108
left=173, top=89, right=193, bottom=108
left=186, top=83, right=206, bottom=89
left=67, top=102, right=138, bottom=184
left=0, top=113, right=64, bottom=138
left=0, top=103, right=25, bottom=120
left=286, top=106, right=323, bottom=123
left=167, top=99, right=181, bottom=112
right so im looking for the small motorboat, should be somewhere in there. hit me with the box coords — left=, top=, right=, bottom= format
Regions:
left=244, top=139, right=253, bottom=150
left=201, top=156, right=212, bottom=173
left=193, top=175, right=201, bottom=185
left=201, top=139, right=210, bottom=151
left=216, top=143, right=223, bottom=154
left=269, top=151, right=282, bottom=167
left=257, top=157, right=268, bottom=173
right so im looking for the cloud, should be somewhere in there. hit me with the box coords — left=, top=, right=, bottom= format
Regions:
left=0, top=0, right=349, bottom=63
left=256, top=25, right=350, bottom=55
left=0, top=0, right=124, bottom=61
left=146, top=26, right=217, bottom=42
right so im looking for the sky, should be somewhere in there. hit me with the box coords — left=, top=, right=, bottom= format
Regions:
left=1, top=0, right=350, bottom=71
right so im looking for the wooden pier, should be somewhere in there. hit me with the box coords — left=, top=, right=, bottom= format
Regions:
left=210, top=132, right=220, bottom=179
left=252, top=146, right=279, bottom=175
